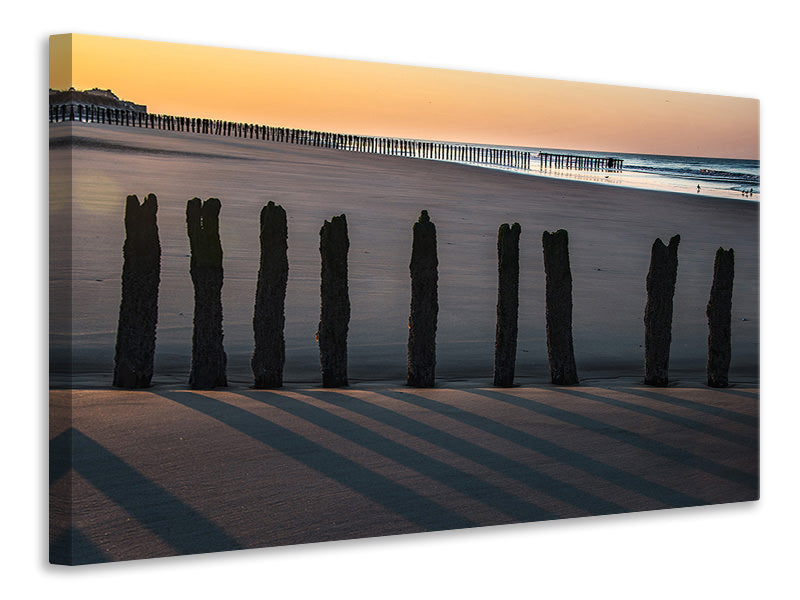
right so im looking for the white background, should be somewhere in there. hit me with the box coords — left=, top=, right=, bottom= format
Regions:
left=3, top=1, right=797, bottom=598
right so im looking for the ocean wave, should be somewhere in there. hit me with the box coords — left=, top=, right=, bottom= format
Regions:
left=624, top=164, right=759, bottom=184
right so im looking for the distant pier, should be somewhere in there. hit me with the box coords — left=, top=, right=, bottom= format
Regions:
left=539, top=152, right=623, bottom=172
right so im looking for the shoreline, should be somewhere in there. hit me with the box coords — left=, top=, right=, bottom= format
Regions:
left=50, top=122, right=760, bottom=201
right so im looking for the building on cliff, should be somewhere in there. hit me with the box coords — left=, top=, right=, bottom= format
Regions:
left=49, top=87, right=147, bottom=113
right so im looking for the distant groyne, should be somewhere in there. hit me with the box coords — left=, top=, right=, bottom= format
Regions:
left=49, top=102, right=536, bottom=171
left=539, top=152, right=623, bottom=172
left=50, top=103, right=624, bottom=173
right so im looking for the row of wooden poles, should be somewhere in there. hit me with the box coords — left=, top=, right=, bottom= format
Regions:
left=114, top=194, right=735, bottom=391
left=539, top=152, right=623, bottom=171
left=50, top=103, right=532, bottom=170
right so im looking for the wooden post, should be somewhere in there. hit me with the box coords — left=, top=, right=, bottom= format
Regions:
left=706, top=248, right=735, bottom=387
left=113, top=194, right=161, bottom=388
left=494, top=223, right=521, bottom=387
left=407, top=210, right=438, bottom=387
left=318, top=215, right=350, bottom=387
left=186, top=197, right=227, bottom=389
left=644, top=235, right=680, bottom=386
left=251, top=201, right=289, bottom=388
left=542, top=229, right=579, bottom=385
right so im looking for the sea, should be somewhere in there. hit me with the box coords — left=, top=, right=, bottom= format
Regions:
left=451, top=145, right=760, bottom=201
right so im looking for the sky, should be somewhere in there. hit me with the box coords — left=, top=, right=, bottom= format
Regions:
left=50, top=33, right=759, bottom=159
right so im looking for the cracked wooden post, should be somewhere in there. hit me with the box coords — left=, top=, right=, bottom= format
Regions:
left=113, top=193, right=161, bottom=388
left=707, top=247, right=735, bottom=387
left=542, top=229, right=579, bottom=385
left=644, top=234, right=680, bottom=387
left=407, top=210, right=438, bottom=387
left=318, top=215, right=350, bottom=387
left=187, top=197, right=227, bottom=389
left=252, top=201, right=289, bottom=388
left=494, top=223, right=521, bottom=387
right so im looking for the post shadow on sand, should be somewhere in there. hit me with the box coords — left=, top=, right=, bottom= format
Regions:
left=113, top=193, right=161, bottom=388
left=408, top=210, right=438, bottom=388
left=382, top=388, right=706, bottom=508
left=318, top=214, right=350, bottom=387
left=542, top=229, right=579, bottom=385
left=252, top=201, right=289, bottom=388
left=240, top=389, right=558, bottom=523
left=296, top=388, right=625, bottom=516
left=465, top=387, right=758, bottom=492
left=548, top=385, right=757, bottom=449
left=620, top=385, right=758, bottom=427
left=707, top=247, right=735, bottom=388
left=494, top=223, right=521, bottom=387
left=158, top=390, right=474, bottom=532
left=187, top=197, right=227, bottom=389
left=644, top=234, right=680, bottom=387
left=49, top=427, right=241, bottom=564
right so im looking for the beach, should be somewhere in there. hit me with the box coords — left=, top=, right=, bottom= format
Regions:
left=50, top=122, right=759, bottom=388
left=50, top=381, right=759, bottom=563
left=49, top=122, right=760, bottom=564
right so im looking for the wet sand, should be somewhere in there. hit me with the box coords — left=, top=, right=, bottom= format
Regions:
left=49, top=123, right=758, bottom=388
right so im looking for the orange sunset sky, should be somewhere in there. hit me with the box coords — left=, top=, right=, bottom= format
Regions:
left=50, top=34, right=759, bottom=159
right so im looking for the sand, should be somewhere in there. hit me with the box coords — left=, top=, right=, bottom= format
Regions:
left=48, top=124, right=760, bottom=563
left=50, top=122, right=758, bottom=388
left=50, top=381, right=759, bottom=564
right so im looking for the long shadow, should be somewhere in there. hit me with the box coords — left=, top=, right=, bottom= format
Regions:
left=50, top=527, right=109, bottom=566
left=710, top=388, right=761, bottom=400
left=49, top=428, right=72, bottom=486
left=379, top=390, right=706, bottom=509
left=237, top=390, right=557, bottom=523
left=553, top=388, right=757, bottom=449
left=470, top=389, right=758, bottom=491
left=48, top=428, right=242, bottom=564
left=615, top=387, right=759, bottom=428
left=158, top=391, right=476, bottom=532
left=296, top=389, right=625, bottom=516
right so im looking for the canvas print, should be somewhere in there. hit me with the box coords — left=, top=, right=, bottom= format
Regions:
left=49, top=34, right=759, bottom=565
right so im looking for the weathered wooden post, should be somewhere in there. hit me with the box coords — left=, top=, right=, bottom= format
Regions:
left=494, top=223, right=522, bottom=387
left=407, top=210, right=438, bottom=387
left=252, top=201, right=289, bottom=388
left=644, top=234, right=680, bottom=386
left=706, top=247, right=735, bottom=387
left=186, top=197, right=227, bottom=389
left=318, top=215, right=350, bottom=387
left=113, top=194, right=161, bottom=388
left=542, top=229, right=579, bottom=385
